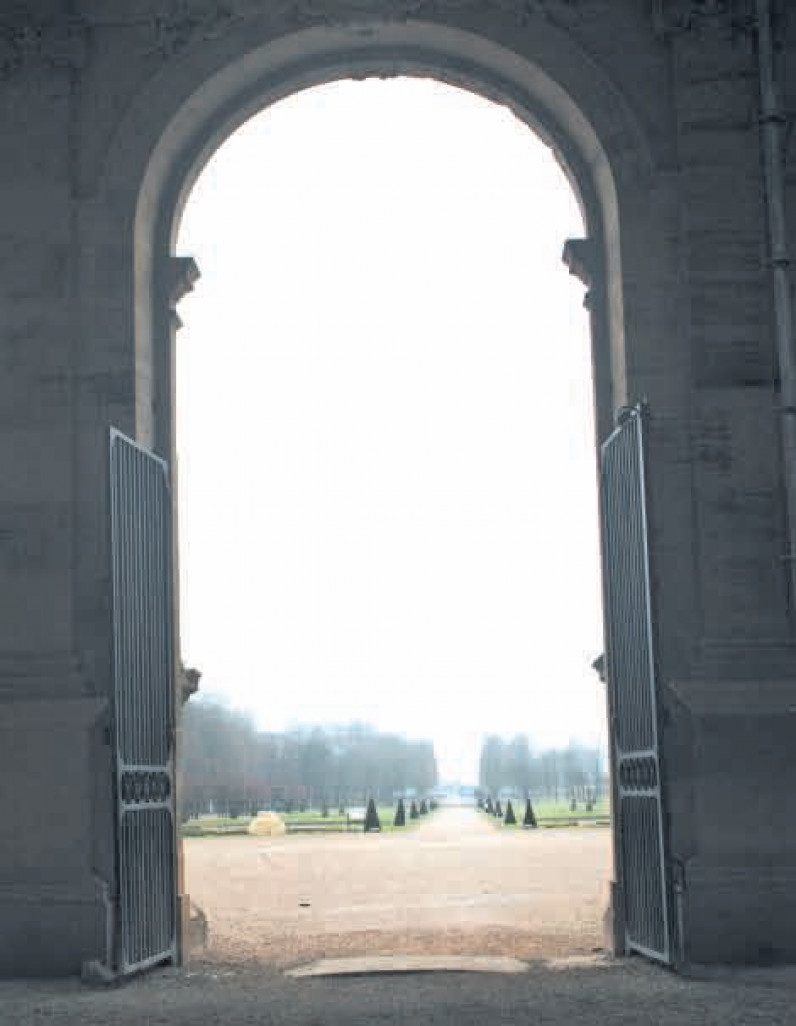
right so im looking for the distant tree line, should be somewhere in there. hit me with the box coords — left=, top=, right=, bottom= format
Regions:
left=478, top=734, right=608, bottom=802
left=178, top=696, right=438, bottom=819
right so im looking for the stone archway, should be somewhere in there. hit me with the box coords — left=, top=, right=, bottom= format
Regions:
left=111, top=18, right=651, bottom=974
left=2, top=1, right=795, bottom=979
left=114, top=18, right=648, bottom=457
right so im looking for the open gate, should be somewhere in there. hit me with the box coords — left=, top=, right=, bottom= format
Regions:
left=109, top=429, right=177, bottom=976
left=600, top=404, right=671, bottom=964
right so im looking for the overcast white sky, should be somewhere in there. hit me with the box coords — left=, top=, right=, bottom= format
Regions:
left=176, top=78, right=606, bottom=783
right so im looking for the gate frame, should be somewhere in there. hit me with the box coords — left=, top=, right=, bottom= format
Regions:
left=109, top=427, right=179, bottom=978
left=600, top=403, right=674, bottom=966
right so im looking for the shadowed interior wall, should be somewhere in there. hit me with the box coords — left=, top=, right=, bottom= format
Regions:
left=0, top=0, right=795, bottom=975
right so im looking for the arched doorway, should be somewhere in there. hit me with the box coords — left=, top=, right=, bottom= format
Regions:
left=99, top=17, right=670, bottom=978
left=14, top=6, right=769, bottom=981
left=172, top=73, right=612, bottom=971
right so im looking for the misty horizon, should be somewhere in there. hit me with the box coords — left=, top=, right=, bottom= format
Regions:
left=176, top=77, right=607, bottom=783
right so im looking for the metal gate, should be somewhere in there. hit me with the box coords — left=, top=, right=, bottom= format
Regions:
left=109, top=428, right=177, bottom=976
left=600, top=404, right=671, bottom=964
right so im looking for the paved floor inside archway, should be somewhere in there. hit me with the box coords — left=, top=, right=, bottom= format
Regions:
left=184, top=806, right=612, bottom=968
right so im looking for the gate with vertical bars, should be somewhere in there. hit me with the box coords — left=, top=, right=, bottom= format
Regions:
left=600, top=404, right=671, bottom=964
left=109, top=428, right=177, bottom=976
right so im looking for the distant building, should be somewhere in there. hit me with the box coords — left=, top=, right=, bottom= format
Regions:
left=433, top=783, right=477, bottom=806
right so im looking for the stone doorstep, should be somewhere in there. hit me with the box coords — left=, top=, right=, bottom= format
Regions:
left=285, top=955, right=529, bottom=977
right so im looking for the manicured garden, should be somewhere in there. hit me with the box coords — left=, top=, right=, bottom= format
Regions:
left=180, top=798, right=437, bottom=837
left=479, top=797, right=610, bottom=829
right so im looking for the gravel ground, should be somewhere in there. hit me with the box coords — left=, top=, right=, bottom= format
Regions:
left=2, top=808, right=795, bottom=1025
left=3, top=954, right=796, bottom=1025
left=183, top=805, right=612, bottom=967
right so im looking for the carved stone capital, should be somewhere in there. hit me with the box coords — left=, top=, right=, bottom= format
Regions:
left=562, top=237, right=596, bottom=287
left=167, top=256, right=201, bottom=329
left=563, top=237, right=600, bottom=310
left=180, top=664, right=202, bottom=704
left=0, top=13, right=89, bottom=79
left=651, top=0, right=755, bottom=38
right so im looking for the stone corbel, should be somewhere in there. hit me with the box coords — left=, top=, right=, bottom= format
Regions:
left=562, top=237, right=597, bottom=310
left=167, top=256, right=201, bottom=330
left=179, top=665, right=201, bottom=704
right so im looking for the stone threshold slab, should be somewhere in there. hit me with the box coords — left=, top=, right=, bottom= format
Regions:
left=286, top=955, right=529, bottom=977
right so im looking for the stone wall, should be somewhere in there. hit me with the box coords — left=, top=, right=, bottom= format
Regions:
left=0, top=0, right=794, bottom=974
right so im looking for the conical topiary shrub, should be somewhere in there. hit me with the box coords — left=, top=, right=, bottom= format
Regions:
left=504, top=800, right=516, bottom=825
left=523, top=798, right=537, bottom=829
left=485, top=797, right=494, bottom=815
left=495, top=800, right=503, bottom=818
left=409, top=800, right=419, bottom=819
left=393, top=798, right=406, bottom=827
left=419, top=799, right=428, bottom=815
left=364, top=798, right=381, bottom=833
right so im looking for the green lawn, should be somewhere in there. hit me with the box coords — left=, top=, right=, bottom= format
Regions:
left=281, top=805, right=430, bottom=830
left=482, top=799, right=611, bottom=829
left=180, top=815, right=253, bottom=837
left=180, top=804, right=434, bottom=837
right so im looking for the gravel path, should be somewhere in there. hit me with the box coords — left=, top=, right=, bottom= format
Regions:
left=3, top=809, right=794, bottom=1024
left=3, top=953, right=796, bottom=1025
left=184, top=805, right=612, bottom=967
